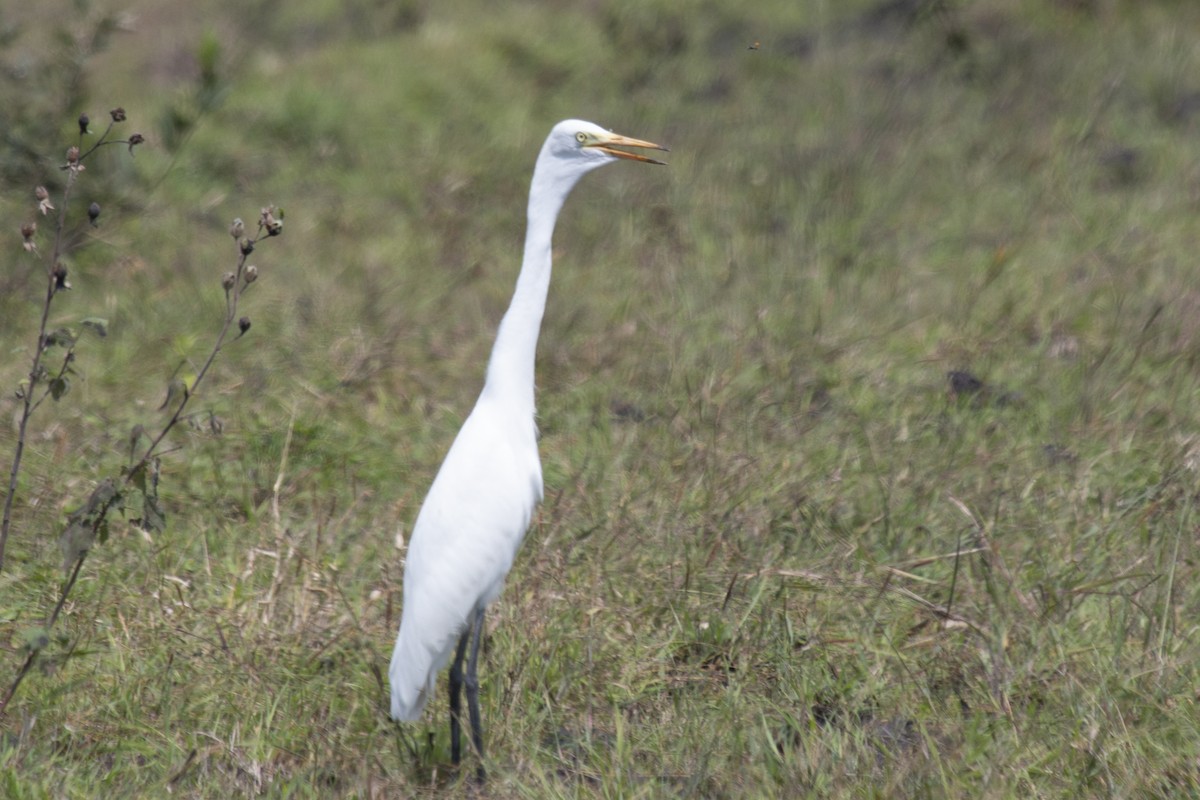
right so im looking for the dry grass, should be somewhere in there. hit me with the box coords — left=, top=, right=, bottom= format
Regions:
left=3, top=0, right=1200, bottom=796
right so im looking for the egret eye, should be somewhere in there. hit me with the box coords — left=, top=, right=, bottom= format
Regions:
left=575, top=132, right=587, bottom=143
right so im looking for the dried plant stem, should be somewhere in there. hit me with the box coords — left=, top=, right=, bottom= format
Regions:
left=262, top=409, right=296, bottom=625
left=0, top=548, right=86, bottom=716
left=0, top=161, right=83, bottom=572
left=0, top=230, right=261, bottom=713
left=0, top=170, right=273, bottom=713
left=0, top=245, right=255, bottom=713
left=130, top=229, right=261, bottom=478
left=0, top=117, right=141, bottom=571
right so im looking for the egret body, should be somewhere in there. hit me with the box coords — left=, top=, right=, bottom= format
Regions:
left=389, top=120, right=666, bottom=778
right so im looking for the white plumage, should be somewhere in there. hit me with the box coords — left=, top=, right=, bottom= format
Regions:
left=388, top=119, right=666, bottom=777
left=389, top=399, right=541, bottom=720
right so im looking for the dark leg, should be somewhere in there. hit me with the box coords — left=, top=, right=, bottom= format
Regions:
left=464, top=607, right=486, bottom=782
left=447, top=627, right=471, bottom=765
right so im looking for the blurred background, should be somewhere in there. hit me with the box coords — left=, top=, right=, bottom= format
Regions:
left=3, top=0, right=1200, bottom=796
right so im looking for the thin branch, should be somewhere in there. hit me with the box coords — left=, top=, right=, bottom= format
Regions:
left=130, top=226, right=262, bottom=478
left=0, top=552, right=87, bottom=716
left=0, top=156, right=83, bottom=571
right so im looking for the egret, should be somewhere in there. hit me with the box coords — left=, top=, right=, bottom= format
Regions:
left=389, top=120, right=667, bottom=779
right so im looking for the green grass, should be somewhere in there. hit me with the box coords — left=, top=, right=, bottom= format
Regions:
left=4, top=0, right=1200, bottom=796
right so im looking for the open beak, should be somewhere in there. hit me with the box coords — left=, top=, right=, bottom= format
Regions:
left=589, top=132, right=669, bottom=165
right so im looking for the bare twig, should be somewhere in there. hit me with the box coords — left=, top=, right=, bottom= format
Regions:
left=947, top=494, right=1038, bottom=616
left=0, top=552, right=86, bottom=716
left=1, top=158, right=81, bottom=571
left=166, top=748, right=199, bottom=788
left=262, top=409, right=297, bottom=624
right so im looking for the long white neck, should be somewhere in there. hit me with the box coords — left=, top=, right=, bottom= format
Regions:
left=481, top=149, right=589, bottom=416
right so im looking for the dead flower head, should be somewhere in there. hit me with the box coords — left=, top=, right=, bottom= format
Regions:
left=64, top=146, right=85, bottom=173
left=260, top=205, right=283, bottom=237
left=35, top=186, right=54, bottom=216
left=20, top=221, right=37, bottom=253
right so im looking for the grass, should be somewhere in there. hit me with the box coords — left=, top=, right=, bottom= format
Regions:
left=3, top=0, right=1200, bottom=795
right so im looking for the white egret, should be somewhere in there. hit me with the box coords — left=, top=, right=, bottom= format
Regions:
left=389, top=120, right=667, bottom=779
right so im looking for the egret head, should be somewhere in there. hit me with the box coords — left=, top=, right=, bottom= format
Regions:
left=528, top=120, right=667, bottom=220
left=543, top=119, right=668, bottom=171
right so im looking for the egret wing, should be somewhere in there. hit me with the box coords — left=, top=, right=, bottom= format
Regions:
left=389, top=400, right=541, bottom=720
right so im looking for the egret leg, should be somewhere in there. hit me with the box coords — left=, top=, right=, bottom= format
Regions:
left=464, top=607, right=486, bottom=782
left=447, top=627, right=471, bottom=765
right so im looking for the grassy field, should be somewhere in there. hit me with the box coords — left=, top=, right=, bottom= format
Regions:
left=3, top=0, right=1200, bottom=796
